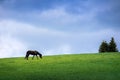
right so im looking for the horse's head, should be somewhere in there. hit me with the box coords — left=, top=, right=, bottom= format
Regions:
left=39, top=53, right=42, bottom=59
left=35, top=51, right=42, bottom=59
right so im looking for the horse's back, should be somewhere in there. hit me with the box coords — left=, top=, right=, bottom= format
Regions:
left=27, top=50, right=36, bottom=55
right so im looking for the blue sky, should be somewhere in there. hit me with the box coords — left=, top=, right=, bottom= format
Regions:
left=0, top=0, right=120, bottom=58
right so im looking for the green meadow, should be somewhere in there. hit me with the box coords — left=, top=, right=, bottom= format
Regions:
left=0, top=53, right=120, bottom=80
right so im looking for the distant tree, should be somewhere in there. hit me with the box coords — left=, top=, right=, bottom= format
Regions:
left=108, top=37, right=118, bottom=52
left=99, top=41, right=109, bottom=53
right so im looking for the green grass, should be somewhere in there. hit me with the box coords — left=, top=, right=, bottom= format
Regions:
left=0, top=53, right=120, bottom=80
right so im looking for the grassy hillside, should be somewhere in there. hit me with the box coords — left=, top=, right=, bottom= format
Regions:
left=0, top=53, right=120, bottom=80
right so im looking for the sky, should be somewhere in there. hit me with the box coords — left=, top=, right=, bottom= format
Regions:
left=0, top=0, right=120, bottom=58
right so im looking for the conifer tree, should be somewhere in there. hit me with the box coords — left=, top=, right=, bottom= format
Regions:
left=99, top=41, right=109, bottom=53
left=108, top=37, right=118, bottom=52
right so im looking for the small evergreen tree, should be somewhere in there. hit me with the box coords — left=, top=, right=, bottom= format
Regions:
left=108, top=37, right=118, bottom=52
left=99, top=41, right=109, bottom=53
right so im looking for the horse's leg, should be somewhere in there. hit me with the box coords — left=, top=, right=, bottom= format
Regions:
left=25, top=54, right=27, bottom=59
left=26, top=55, right=29, bottom=60
left=25, top=54, right=29, bottom=60
left=36, top=55, right=38, bottom=59
left=32, top=55, right=35, bottom=60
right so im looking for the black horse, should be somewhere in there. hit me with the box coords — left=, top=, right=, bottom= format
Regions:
left=25, top=50, right=42, bottom=60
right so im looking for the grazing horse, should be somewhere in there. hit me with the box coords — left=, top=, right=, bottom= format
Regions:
left=25, top=50, right=42, bottom=60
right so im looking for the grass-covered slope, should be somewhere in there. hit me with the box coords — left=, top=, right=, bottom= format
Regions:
left=0, top=53, right=120, bottom=80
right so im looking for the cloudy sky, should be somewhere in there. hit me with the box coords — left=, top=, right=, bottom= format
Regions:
left=0, top=0, right=120, bottom=58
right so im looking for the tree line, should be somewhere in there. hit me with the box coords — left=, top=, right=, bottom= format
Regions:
left=99, top=37, right=119, bottom=53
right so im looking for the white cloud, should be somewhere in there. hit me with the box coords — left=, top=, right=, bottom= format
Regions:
left=0, top=19, right=67, bottom=37
left=0, top=35, right=27, bottom=58
left=44, top=44, right=72, bottom=55
left=24, top=3, right=119, bottom=33
left=32, top=7, right=78, bottom=25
